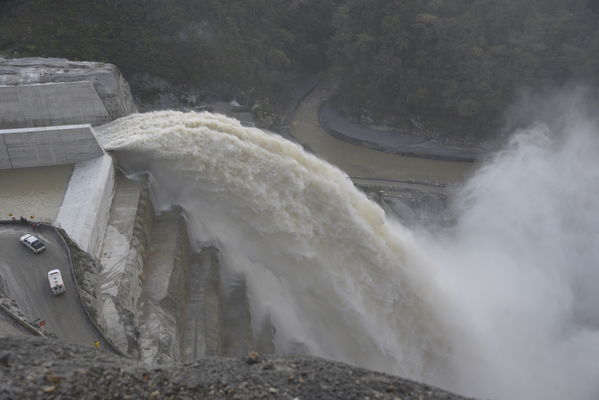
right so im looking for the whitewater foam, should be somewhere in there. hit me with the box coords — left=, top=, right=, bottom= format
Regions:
left=97, top=111, right=449, bottom=379
left=96, top=109, right=599, bottom=400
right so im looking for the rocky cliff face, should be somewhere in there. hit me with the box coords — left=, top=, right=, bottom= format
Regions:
left=0, top=57, right=138, bottom=119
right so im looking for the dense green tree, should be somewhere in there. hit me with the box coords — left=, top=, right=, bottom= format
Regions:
left=0, top=0, right=338, bottom=100
left=328, top=0, right=599, bottom=136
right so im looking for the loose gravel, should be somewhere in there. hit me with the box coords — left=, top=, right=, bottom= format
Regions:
left=0, top=336, right=477, bottom=400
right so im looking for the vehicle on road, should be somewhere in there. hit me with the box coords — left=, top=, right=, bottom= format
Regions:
left=19, top=234, right=46, bottom=254
left=48, top=269, right=65, bottom=295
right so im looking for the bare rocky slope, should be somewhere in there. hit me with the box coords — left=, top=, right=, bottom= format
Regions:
left=0, top=336, right=475, bottom=400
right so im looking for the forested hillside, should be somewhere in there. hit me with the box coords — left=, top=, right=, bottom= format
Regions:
left=1, top=0, right=598, bottom=137
left=329, top=0, right=599, bottom=135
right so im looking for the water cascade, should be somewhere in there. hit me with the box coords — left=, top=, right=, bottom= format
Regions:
left=96, top=109, right=599, bottom=400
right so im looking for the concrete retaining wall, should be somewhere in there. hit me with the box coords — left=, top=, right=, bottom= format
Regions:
left=0, top=81, right=111, bottom=129
left=55, top=154, right=115, bottom=259
left=0, top=124, right=104, bottom=170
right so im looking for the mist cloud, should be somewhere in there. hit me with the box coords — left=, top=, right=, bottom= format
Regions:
left=428, top=88, right=599, bottom=399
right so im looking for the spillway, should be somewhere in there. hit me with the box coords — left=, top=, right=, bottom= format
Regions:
left=95, top=110, right=599, bottom=400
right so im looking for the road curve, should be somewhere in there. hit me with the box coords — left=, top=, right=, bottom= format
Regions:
left=0, top=223, right=110, bottom=350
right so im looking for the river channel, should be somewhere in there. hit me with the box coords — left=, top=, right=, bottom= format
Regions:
left=289, top=85, right=474, bottom=184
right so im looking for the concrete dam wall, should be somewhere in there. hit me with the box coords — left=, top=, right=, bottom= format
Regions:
left=0, top=57, right=263, bottom=367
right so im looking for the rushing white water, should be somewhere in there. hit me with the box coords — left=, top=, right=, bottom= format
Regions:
left=97, top=108, right=599, bottom=400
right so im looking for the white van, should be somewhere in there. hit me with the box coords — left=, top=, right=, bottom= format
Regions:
left=48, top=269, right=65, bottom=295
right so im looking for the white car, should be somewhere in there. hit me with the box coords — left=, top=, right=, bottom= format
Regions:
left=19, top=234, right=46, bottom=254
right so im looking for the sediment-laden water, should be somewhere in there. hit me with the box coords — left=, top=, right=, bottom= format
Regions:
left=0, top=165, right=72, bottom=221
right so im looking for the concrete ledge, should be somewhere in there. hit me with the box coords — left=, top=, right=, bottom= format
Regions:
left=0, top=81, right=112, bottom=128
left=0, top=124, right=104, bottom=169
left=55, top=154, right=115, bottom=258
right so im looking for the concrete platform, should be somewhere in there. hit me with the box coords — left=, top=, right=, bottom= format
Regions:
left=0, top=81, right=111, bottom=129
left=0, top=124, right=104, bottom=170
